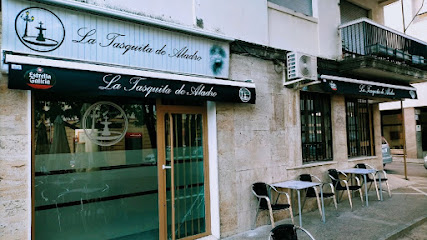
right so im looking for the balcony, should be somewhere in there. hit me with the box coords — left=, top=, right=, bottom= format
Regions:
left=338, top=18, right=427, bottom=84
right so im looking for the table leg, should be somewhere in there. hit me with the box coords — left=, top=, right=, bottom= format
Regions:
left=364, top=175, right=368, bottom=206
left=320, top=187, right=325, bottom=223
left=297, top=190, right=302, bottom=227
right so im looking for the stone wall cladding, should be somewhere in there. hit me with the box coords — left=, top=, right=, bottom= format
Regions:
left=0, top=71, right=31, bottom=240
left=404, top=107, right=418, bottom=159
left=217, top=53, right=384, bottom=237
left=217, top=54, right=299, bottom=237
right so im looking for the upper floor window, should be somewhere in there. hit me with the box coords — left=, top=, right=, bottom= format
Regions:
left=300, top=92, right=333, bottom=163
left=346, top=98, right=374, bottom=157
left=268, top=0, right=313, bottom=16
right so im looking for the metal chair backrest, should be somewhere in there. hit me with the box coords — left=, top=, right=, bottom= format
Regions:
left=299, top=174, right=316, bottom=197
left=355, top=163, right=367, bottom=169
left=252, top=182, right=270, bottom=208
left=299, top=174, right=312, bottom=182
left=355, top=163, right=375, bottom=181
left=328, top=169, right=339, bottom=183
left=270, top=224, right=298, bottom=240
left=328, top=169, right=346, bottom=189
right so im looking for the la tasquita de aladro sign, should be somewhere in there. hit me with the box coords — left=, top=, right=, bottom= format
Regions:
left=3, top=0, right=256, bottom=104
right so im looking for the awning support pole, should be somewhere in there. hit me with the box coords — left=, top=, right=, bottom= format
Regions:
left=401, top=100, right=408, bottom=180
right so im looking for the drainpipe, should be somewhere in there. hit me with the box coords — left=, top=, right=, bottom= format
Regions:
left=401, top=100, right=408, bottom=180
left=401, top=0, right=406, bottom=33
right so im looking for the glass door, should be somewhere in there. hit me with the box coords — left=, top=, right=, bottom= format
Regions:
left=157, top=105, right=210, bottom=240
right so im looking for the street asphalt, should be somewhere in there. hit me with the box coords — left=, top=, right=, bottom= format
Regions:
left=223, top=162, right=427, bottom=240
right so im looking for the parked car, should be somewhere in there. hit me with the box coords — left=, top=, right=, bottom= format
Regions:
left=424, top=155, right=427, bottom=169
left=382, top=137, right=393, bottom=166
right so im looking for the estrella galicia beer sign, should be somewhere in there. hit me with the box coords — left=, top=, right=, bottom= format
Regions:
left=24, top=67, right=56, bottom=89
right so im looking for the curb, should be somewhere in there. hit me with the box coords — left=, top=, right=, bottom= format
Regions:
left=391, top=156, right=424, bottom=164
left=383, top=216, right=427, bottom=240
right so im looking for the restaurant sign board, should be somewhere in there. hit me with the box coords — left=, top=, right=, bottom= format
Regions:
left=9, top=64, right=256, bottom=104
left=3, top=0, right=230, bottom=78
left=323, top=80, right=417, bottom=100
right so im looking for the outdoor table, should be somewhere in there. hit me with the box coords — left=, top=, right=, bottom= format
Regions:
left=341, top=168, right=382, bottom=206
left=271, top=180, right=325, bottom=227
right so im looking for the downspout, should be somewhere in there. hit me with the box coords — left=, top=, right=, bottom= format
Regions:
left=401, top=100, right=408, bottom=180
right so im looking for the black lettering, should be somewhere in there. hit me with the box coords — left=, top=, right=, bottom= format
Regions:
left=72, top=28, right=97, bottom=44
left=100, top=33, right=125, bottom=47
left=155, top=44, right=167, bottom=55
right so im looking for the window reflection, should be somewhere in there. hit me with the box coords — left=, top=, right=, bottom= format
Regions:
left=34, top=97, right=160, bottom=239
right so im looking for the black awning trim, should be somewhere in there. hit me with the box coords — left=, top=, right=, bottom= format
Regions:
left=8, top=63, right=256, bottom=104
left=320, top=75, right=417, bottom=100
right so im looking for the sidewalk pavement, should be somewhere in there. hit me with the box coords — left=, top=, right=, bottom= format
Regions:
left=391, top=155, right=424, bottom=164
left=223, top=174, right=427, bottom=240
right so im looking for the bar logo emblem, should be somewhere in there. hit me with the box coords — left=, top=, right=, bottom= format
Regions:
left=82, top=102, right=129, bottom=146
left=15, top=7, right=65, bottom=52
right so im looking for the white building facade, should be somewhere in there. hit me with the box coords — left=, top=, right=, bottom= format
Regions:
left=380, top=0, right=427, bottom=158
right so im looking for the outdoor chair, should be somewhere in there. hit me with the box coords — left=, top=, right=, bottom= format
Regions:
left=327, top=169, right=363, bottom=210
left=299, top=174, right=337, bottom=218
left=355, top=163, right=391, bottom=198
left=251, top=182, right=294, bottom=229
left=268, top=223, right=315, bottom=240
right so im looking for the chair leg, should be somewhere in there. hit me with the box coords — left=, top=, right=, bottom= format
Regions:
left=301, top=190, right=308, bottom=211
left=313, top=188, right=323, bottom=218
left=252, top=207, right=259, bottom=230
left=346, top=189, right=353, bottom=210
left=385, top=181, right=392, bottom=197
left=54, top=202, right=62, bottom=232
left=332, top=194, right=338, bottom=209
left=358, top=188, right=364, bottom=205
left=328, top=185, right=338, bottom=209
left=267, top=204, right=275, bottom=228
left=253, top=201, right=260, bottom=229
left=372, top=176, right=380, bottom=200
left=288, top=205, right=295, bottom=224
left=338, top=191, right=344, bottom=203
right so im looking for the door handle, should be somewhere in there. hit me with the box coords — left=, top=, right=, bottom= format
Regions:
left=162, top=165, right=171, bottom=169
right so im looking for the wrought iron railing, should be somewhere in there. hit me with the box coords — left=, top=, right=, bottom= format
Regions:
left=340, top=18, right=427, bottom=67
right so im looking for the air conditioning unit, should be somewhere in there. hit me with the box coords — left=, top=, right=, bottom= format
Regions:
left=286, top=52, right=318, bottom=86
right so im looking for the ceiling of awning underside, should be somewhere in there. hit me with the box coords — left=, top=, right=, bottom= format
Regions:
left=319, top=56, right=427, bottom=86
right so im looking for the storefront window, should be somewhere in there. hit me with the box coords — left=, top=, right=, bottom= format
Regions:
left=346, top=98, right=373, bottom=157
left=300, top=92, right=333, bottom=163
left=33, top=96, right=159, bottom=239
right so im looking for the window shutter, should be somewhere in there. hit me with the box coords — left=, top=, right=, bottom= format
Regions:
left=340, top=0, right=369, bottom=24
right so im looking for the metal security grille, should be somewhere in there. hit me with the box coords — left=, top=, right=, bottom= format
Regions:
left=341, top=20, right=427, bottom=59
left=346, top=98, right=373, bottom=157
left=165, top=113, right=207, bottom=239
left=300, top=92, right=333, bottom=163
left=269, top=0, right=313, bottom=16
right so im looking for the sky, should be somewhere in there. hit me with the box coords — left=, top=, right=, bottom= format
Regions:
left=384, top=0, right=427, bottom=37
